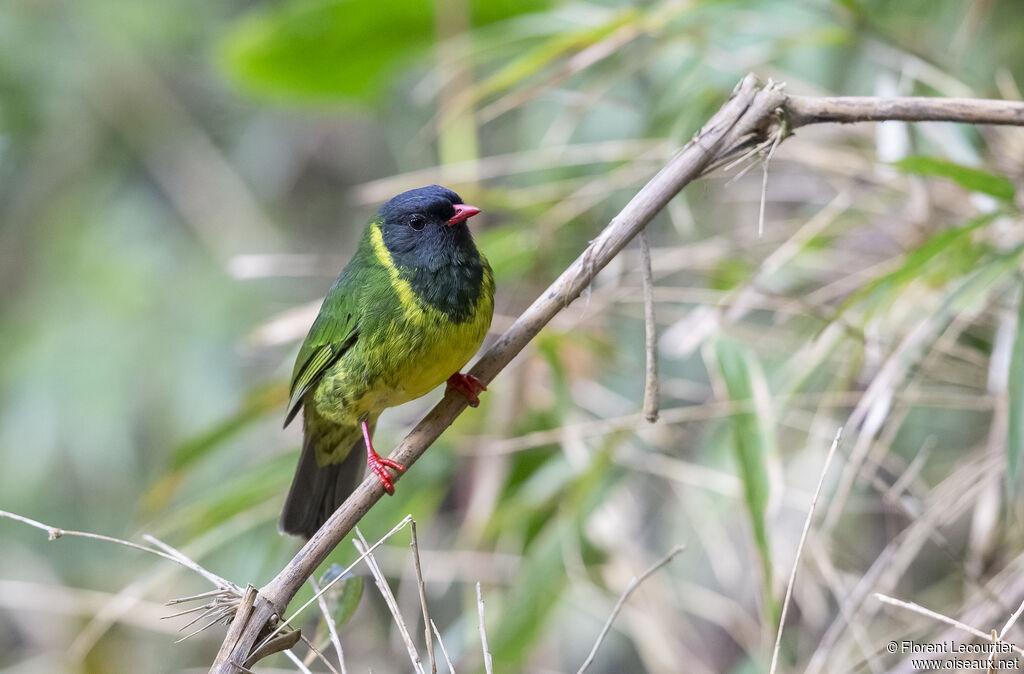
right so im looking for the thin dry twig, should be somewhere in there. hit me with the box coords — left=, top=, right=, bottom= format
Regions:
left=309, top=577, right=346, bottom=674
left=354, top=527, right=425, bottom=674
left=0, top=508, right=243, bottom=640
left=987, top=595, right=1024, bottom=669
left=769, top=427, right=843, bottom=674
left=430, top=620, right=456, bottom=674
left=283, top=649, right=314, bottom=674
left=143, top=535, right=237, bottom=593
left=295, top=631, right=340, bottom=674
left=410, top=522, right=437, bottom=674
left=0, top=510, right=219, bottom=581
left=576, top=545, right=686, bottom=674
left=476, top=582, right=494, bottom=674
left=638, top=228, right=660, bottom=423
left=757, top=113, right=785, bottom=238
left=874, top=593, right=1024, bottom=658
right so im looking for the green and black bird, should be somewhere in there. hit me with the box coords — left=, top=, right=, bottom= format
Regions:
left=280, top=185, right=494, bottom=539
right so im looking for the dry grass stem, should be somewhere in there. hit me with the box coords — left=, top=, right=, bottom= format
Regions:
left=476, top=582, right=494, bottom=674
left=143, top=534, right=238, bottom=592
left=309, top=577, right=346, bottom=674
left=769, top=427, right=843, bottom=674
left=638, top=227, right=660, bottom=423
left=354, top=527, right=425, bottom=674
left=576, top=544, right=685, bottom=674
left=296, top=632, right=340, bottom=674
left=430, top=620, right=456, bottom=674
left=987, top=595, right=1024, bottom=669
left=0, top=509, right=251, bottom=645
left=283, top=649, right=314, bottom=674
left=410, top=521, right=437, bottom=674
left=758, top=112, right=785, bottom=238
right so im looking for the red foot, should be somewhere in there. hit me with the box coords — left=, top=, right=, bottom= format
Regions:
left=446, top=372, right=487, bottom=407
left=361, top=419, right=405, bottom=495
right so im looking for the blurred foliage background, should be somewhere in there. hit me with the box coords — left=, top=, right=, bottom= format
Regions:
left=2, top=0, right=1024, bottom=672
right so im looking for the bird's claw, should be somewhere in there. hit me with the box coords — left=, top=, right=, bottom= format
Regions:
left=367, top=452, right=405, bottom=495
left=446, top=373, right=487, bottom=407
left=361, top=419, right=405, bottom=496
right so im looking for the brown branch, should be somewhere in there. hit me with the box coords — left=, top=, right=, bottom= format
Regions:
left=786, top=94, right=1024, bottom=128
left=208, top=74, right=1024, bottom=672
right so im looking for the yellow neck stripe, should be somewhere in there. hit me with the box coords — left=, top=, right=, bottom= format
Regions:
left=369, top=222, right=428, bottom=322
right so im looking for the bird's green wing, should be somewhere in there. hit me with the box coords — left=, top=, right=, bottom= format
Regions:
left=284, top=307, right=359, bottom=428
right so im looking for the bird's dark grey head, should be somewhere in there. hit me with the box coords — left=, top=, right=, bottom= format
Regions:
left=374, top=185, right=486, bottom=321
left=377, top=185, right=481, bottom=272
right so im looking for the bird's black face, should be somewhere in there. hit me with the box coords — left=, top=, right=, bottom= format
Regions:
left=378, top=185, right=482, bottom=271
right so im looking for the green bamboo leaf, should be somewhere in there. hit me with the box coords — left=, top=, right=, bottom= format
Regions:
left=319, top=565, right=365, bottom=628
left=711, top=338, right=777, bottom=624
left=219, top=0, right=551, bottom=103
left=1008, top=289, right=1024, bottom=498
left=489, top=525, right=564, bottom=665
left=893, top=156, right=1016, bottom=201
left=836, top=214, right=996, bottom=319
left=333, top=575, right=363, bottom=627
left=491, top=440, right=618, bottom=666
left=471, top=11, right=636, bottom=102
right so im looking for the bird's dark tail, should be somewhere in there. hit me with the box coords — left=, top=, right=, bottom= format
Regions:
left=279, top=421, right=366, bottom=539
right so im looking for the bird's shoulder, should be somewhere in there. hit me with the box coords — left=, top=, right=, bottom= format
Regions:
left=284, top=247, right=388, bottom=426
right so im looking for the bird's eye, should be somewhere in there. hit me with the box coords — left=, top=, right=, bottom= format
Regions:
left=408, top=214, right=426, bottom=230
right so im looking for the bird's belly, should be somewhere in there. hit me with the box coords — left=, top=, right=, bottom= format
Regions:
left=377, top=315, right=485, bottom=406
left=314, top=311, right=488, bottom=425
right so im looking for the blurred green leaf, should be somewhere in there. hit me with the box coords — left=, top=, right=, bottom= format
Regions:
left=490, top=523, right=565, bottom=665
left=491, top=439, right=618, bottom=666
left=472, top=10, right=637, bottom=102
left=837, top=213, right=997, bottom=319
left=709, top=258, right=754, bottom=291
left=160, top=453, right=295, bottom=536
left=220, top=0, right=551, bottom=103
left=171, top=384, right=287, bottom=472
left=712, top=338, right=777, bottom=624
left=831, top=0, right=867, bottom=18
left=144, top=383, right=287, bottom=513
left=1007, top=286, right=1024, bottom=498
left=476, top=223, right=536, bottom=279
left=307, top=565, right=364, bottom=643
left=333, top=574, right=364, bottom=627
left=220, top=0, right=432, bottom=102
left=893, top=156, right=1017, bottom=202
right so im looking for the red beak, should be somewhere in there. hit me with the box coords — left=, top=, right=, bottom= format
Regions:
left=446, top=203, right=481, bottom=226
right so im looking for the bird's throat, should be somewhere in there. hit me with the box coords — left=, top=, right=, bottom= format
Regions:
left=369, top=221, right=487, bottom=323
